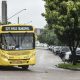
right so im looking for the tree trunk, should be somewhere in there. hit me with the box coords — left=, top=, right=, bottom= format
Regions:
left=72, top=50, right=76, bottom=65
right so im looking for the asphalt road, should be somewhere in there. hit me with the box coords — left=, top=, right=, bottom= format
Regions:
left=0, top=47, right=80, bottom=80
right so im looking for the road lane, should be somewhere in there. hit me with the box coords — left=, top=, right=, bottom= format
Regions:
left=31, top=48, right=62, bottom=71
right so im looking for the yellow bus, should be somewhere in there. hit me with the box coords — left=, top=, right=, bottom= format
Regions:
left=0, top=24, right=36, bottom=69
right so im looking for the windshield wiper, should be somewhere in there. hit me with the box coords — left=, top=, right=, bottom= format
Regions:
left=21, top=32, right=27, bottom=45
left=2, top=35, right=7, bottom=49
left=8, top=32, right=16, bottom=44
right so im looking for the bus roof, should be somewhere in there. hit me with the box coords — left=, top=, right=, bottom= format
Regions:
left=0, top=24, right=34, bottom=26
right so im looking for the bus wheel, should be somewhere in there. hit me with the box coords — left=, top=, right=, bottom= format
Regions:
left=22, top=65, right=29, bottom=70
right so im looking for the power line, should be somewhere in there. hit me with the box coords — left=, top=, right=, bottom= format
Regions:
left=7, top=9, right=26, bottom=20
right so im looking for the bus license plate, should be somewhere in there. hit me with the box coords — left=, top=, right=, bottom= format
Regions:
left=10, top=60, right=27, bottom=64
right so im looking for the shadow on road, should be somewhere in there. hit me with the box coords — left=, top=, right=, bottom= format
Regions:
left=0, top=66, right=50, bottom=73
left=0, top=66, right=31, bottom=71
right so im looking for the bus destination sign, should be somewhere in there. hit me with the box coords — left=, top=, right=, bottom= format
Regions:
left=2, top=26, right=33, bottom=31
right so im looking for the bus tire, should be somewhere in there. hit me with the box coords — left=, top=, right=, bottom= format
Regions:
left=22, top=65, right=29, bottom=70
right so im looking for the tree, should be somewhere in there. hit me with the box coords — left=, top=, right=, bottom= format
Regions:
left=38, top=27, right=59, bottom=46
left=43, top=0, right=80, bottom=65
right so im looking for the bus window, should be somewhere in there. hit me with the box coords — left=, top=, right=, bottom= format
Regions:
left=2, top=33, right=34, bottom=50
left=0, top=34, right=2, bottom=48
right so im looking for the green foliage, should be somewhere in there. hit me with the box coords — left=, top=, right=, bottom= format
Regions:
left=38, top=27, right=59, bottom=45
left=43, top=0, right=80, bottom=39
left=43, top=0, right=80, bottom=65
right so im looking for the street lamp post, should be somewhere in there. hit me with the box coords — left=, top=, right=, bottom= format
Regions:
left=7, top=9, right=26, bottom=23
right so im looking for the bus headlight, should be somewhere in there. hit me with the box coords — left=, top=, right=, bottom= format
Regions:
left=24, top=56, right=30, bottom=59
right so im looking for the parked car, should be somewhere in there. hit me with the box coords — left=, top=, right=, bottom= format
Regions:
left=64, top=48, right=80, bottom=62
left=48, top=45, right=54, bottom=51
left=52, top=46, right=62, bottom=55
left=62, top=51, right=71, bottom=62
left=59, top=46, right=70, bottom=61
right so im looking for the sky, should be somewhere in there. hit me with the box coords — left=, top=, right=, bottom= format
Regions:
left=0, top=0, right=46, bottom=28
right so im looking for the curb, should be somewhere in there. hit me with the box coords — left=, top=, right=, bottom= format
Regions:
left=56, top=65, right=80, bottom=71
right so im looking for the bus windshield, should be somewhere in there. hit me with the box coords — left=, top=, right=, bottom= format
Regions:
left=1, top=33, right=34, bottom=50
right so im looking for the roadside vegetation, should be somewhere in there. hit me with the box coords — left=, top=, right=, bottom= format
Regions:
left=38, top=0, right=80, bottom=65
left=38, top=27, right=60, bottom=46
left=57, top=63, right=80, bottom=70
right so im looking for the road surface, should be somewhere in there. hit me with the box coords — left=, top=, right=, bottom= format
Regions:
left=0, top=47, right=80, bottom=80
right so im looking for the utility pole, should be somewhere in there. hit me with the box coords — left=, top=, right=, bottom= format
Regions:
left=2, top=0, right=7, bottom=24
left=18, top=17, right=19, bottom=24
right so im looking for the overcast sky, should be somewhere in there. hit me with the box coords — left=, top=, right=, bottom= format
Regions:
left=0, top=0, right=46, bottom=28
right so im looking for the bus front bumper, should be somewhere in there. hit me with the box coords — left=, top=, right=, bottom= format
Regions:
left=0, top=55, right=36, bottom=66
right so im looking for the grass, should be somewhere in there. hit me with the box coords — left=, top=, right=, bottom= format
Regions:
left=57, top=63, right=80, bottom=70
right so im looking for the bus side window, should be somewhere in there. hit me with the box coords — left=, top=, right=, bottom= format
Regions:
left=0, top=34, right=2, bottom=49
